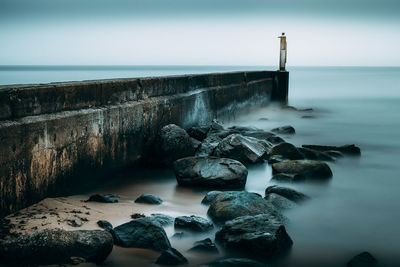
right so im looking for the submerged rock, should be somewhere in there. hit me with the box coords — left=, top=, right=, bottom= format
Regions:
left=271, top=125, right=295, bottom=134
left=269, top=142, right=304, bottom=160
left=272, top=160, right=333, bottom=180
left=201, top=191, right=222, bottom=205
left=173, top=156, right=248, bottom=189
left=271, top=173, right=305, bottom=182
left=302, top=144, right=361, bottom=155
left=158, top=124, right=195, bottom=165
left=207, top=191, right=281, bottom=223
left=213, top=134, right=270, bottom=164
left=188, top=238, right=219, bottom=253
left=0, top=228, right=113, bottom=265
left=134, top=194, right=163, bottom=205
left=86, top=194, right=119, bottom=203
left=174, top=215, right=213, bottom=232
left=347, top=252, right=378, bottom=267
left=155, top=247, right=188, bottom=265
left=267, top=155, right=288, bottom=164
left=215, top=214, right=293, bottom=258
left=204, top=258, right=266, bottom=267
left=150, top=214, right=175, bottom=226
left=265, top=185, right=309, bottom=203
left=297, top=147, right=335, bottom=161
left=264, top=193, right=297, bottom=210
left=113, top=217, right=171, bottom=251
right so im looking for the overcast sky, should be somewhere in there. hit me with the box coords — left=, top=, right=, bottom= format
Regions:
left=1, top=0, right=399, bottom=66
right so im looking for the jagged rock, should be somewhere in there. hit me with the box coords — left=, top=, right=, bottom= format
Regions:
left=209, top=120, right=225, bottom=132
left=271, top=173, right=305, bottom=182
left=158, top=124, right=195, bottom=165
left=228, top=126, right=284, bottom=145
left=302, top=144, right=361, bottom=155
left=188, top=238, right=219, bottom=253
left=207, top=191, right=281, bottom=223
left=174, top=215, right=213, bottom=232
left=86, top=194, right=119, bottom=203
left=204, top=258, right=266, bottom=267
left=97, top=220, right=113, bottom=230
left=213, top=134, right=270, bottom=163
left=0, top=228, right=113, bottom=265
left=215, top=214, right=293, bottom=258
left=271, top=125, right=295, bottom=134
left=196, top=134, right=223, bottom=156
left=347, top=252, right=378, bottom=267
left=135, top=194, right=163, bottom=205
left=155, top=248, right=188, bottom=265
left=187, top=126, right=210, bottom=141
left=265, top=185, right=309, bottom=202
left=191, top=137, right=202, bottom=151
left=297, top=147, right=335, bottom=161
left=272, top=160, right=333, bottom=180
left=113, top=217, right=171, bottom=251
left=264, top=193, right=297, bottom=210
left=173, top=156, right=248, bottom=189
left=201, top=191, right=222, bottom=205
left=269, top=142, right=304, bottom=160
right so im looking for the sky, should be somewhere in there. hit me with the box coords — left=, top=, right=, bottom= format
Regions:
left=1, top=0, right=400, bottom=66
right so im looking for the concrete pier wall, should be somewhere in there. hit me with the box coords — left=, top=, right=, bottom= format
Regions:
left=0, top=70, right=288, bottom=217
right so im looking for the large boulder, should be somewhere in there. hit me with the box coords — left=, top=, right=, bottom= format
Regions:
left=264, top=193, right=297, bottom=210
left=265, top=185, right=309, bottom=203
left=173, top=156, right=248, bottom=189
left=207, top=191, right=281, bottom=223
left=271, top=173, right=305, bottom=182
left=215, top=214, right=293, bottom=258
left=347, top=252, right=377, bottom=267
left=174, top=215, right=213, bottom=232
left=158, top=124, right=195, bottom=165
left=272, top=160, right=333, bottom=180
left=113, top=217, right=171, bottom=251
left=302, top=144, right=361, bottom=155
left=213, top=134, right=270, bottom=164
left=269, top=142, right=304, bottom=160
left=155, top=248, right=188, bottom=265
left=0, top=228, right=113, bottom=266
left=201, top=191, right=222, bottom=205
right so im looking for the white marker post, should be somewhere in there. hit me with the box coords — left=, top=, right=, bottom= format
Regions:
left=278, top=33, right=287, bottom=71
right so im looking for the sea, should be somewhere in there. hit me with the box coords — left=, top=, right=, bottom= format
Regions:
left=1, top=66, right=400, bottom=266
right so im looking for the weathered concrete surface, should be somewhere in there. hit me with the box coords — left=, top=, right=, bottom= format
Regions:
left=0, top=71, right=288, bottom=217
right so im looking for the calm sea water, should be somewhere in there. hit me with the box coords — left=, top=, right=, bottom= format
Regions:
left=2, top=66, right=400, bottom=266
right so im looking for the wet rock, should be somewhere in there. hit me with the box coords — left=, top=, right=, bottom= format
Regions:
left=86, top=194, right=119, bottom=203
left=188, top=238, right=219, bottom=253
left=297, top=147, right=335, bottom=161
left=204, top=258, right=266, bottom=267
left=271, top=173, right=305, bottom=182
left=171, top=232, right=185, bottom=239
left=187, top=126, right=210, bottom=141
left=283, top=105, right=313, bottom=112
left=201, top=191, right=222, bottom=205
left=174, top=215, right=213, bottom=232
left=209, top=119, right=225, bottom=132
left=191, top=137, right=202, bottom=151
left=215, top=214, right=293, bottom=258
left=196, top=134, right=223, bottom=156
left=269, top=142, right=304, bottom=160
left=271, top=125, right=295, bottom=134
left=135, top=194, right=163, bottom=205
left=234, top=128, right=285, bottom=145
left=113, top=217, right=171, bottom=251
left=131, top=213, right=146, bottom=219
left=173, top=156, right=248, bottom=189
left=302, top=144, right=361, bottom=155
left=213, top=134, right=269, bottom=164
left=158, top=124, right=195, bottom=165
left=207, top=191, right=281, bottom=224
left=0, top=228, right=113, bottom=265
left=264, top=193, right=297, bottom=210
left=347, top=252, right=378, bottom=267
left=265, top=185, right=309, bottom=202
left=272, top=160, right=333, bottom=180
left=325, top=150, right=344, bottom=158
left=150, top=214, right=175, bottom=226
left=155, top=247, right=188, bottom=265
left=97, top=220, right=113, bottom=230
left=267, top=155, right=288, bottom=164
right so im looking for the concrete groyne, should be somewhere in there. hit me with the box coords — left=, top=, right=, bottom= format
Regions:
left=0, top=70, right=288, bottom=217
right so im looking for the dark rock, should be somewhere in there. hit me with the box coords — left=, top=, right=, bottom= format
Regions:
left=265, top=185, right=309, bottom=203
left=237, top=129, right=284, bottom=145
left=207, top=191, right=281, bottom=224
left=264, top=193, right=297, bottom=210
left=283, top=105, right=313, bottom=112
left=297, top=147, right=335, bottom=161
left=131, top=213, right=146, bottom=219
left=269, top=142, right=304, bottom=160
left=302, top=144, right=361, bottom=155
left=205, top=258, right=266, bottom=267
left=188, top=238, right=219, bottom=253
left=0, top=228, right=113, bottom=265
left=272, top=160, right=333, bottom=180
left=213, top=134, right=269, bottom=164
left=347, top=252, right=378, bottom=267
left=271, top=125, right=295, bottom=134
left=173, top=156, right=248, bottom=189
left=187, top=126, right=210, bottom=141
left=86, top=194, right=118, bottom=203
left=215, top=214, right=293, bottom=258
left=258, top=117, right=269, bottom=121
left=325, top=150, right=344, bottom=158
left=201, top=191, right=222, bottom=205
left=97, top=220, right=113, bottom=230
left=113, top=217, right=171, bottom=251
left=271, top=173, right=305, bottom=182
left=171, top=232, right=185, bottom=239
left=210, top=120, right=225, bottom=132
left=150, top=214, right=175, bottom=226
left=267, top=155, right=288, bottom=164
left=196, top=134, right=223, bottom=156
left=155, top=247, right=188, bottom=265
left=191, top=137, right=202, bottom=151
left=158, top=124, right=195, bottom=165
left=174, top=215, right=213, bottom=232
left=135, top=194, right=163, bottom=205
